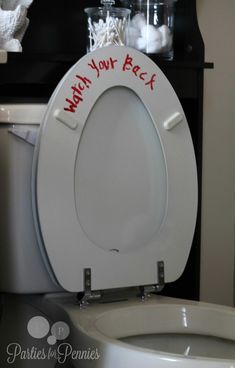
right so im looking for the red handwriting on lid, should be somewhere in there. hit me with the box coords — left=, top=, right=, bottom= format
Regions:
left=64, top=75, right=92, bottom=113
left=88, top=57, right=118, bottom=78
left=122, top=54, right=157, bottom=91
left=63, top=53, right=157, bottom=113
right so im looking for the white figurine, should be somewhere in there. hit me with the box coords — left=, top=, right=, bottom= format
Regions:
left=0, top=0, right=33, bottom=52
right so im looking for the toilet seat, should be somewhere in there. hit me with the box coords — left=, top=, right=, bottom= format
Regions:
left=34, top=46, right=197, bottom=292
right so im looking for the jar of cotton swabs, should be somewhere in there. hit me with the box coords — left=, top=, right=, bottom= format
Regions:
left=84, top=0, right=130, bottom=53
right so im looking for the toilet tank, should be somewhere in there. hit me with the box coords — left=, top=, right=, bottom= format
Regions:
left=0, top=104, right=60, bottom=293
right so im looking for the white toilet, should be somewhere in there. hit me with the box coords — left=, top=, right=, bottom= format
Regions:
left=0, top=46, right=234, bottom=368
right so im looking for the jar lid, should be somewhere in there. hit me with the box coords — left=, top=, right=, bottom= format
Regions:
left=101, top=0, right=115, bottom=5
left=84, top=7, right=131, bottom=17
left=120, top=0, right=177, bottom=5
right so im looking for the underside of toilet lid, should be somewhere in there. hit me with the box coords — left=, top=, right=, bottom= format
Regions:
left=34, top=46, right=198, bottom=292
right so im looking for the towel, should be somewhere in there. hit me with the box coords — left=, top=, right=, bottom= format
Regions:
left=0, top=0, right=33, bottom=52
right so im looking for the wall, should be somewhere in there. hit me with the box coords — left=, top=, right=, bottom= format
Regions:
left=197, top=0, right=235, bottom=306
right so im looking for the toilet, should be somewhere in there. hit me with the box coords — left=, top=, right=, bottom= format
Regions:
left=0, top=46, right=234, bottom=368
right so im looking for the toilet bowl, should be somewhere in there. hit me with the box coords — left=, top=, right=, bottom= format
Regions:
left=41, top=293, right=235, bottom=368
left=0, top=46, right=234, bottom=367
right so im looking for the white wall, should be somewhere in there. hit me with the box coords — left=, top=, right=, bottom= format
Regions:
left=197, top=0, right=235, bottom=306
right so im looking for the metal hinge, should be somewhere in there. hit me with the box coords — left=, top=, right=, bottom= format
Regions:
left=140, top=261, right=165, bottom=301
left=78, top=268, right=101, bottom=308
left=78, top=262, right=165, bottom=306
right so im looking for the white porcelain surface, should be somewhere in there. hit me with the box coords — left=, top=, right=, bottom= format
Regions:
left=0, top=104, right=46, bottom=124
left=0, top=106, right=58, bottom=293
left=50, top=295, right=235, bottom=368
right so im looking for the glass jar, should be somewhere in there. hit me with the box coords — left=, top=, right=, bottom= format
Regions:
left=84, top=7, right=131, bottom=53
left=126, top=0, right=177, bottom=59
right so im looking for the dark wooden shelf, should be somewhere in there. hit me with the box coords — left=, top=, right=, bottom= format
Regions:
left=0, top=52, right=213, bottom=101
left=5, top=51, right=213, bottom=70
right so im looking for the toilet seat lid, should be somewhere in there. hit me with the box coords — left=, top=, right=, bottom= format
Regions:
left=34, top=46, right=197, bottom=292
